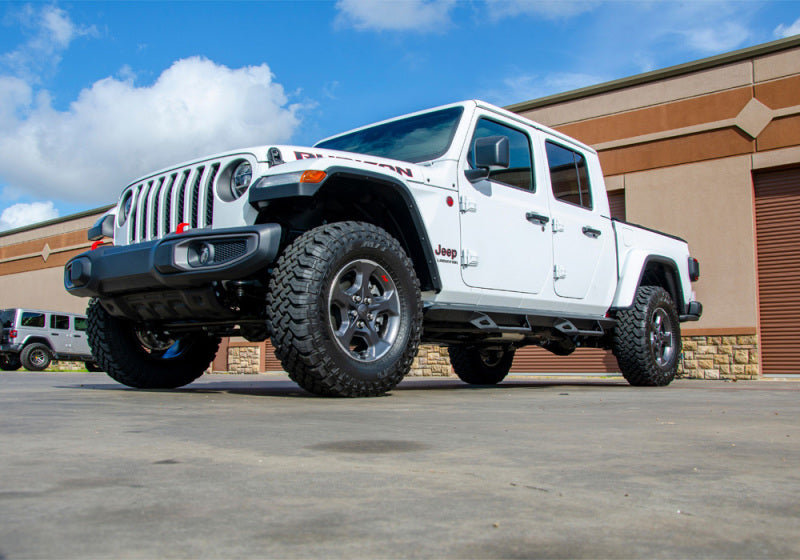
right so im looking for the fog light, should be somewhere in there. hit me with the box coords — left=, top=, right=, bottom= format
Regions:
left=198, top=242, right=212, bottom=265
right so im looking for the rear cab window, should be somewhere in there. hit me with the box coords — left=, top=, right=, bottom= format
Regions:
left=21, top=312, right=45, bottom=328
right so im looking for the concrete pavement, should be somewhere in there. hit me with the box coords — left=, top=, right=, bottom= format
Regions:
left=0, top=372, right=798, bottom=558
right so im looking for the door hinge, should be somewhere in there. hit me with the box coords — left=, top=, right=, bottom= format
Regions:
left=461, top=250, right=479, bottom=268
left=553, top=265, right=567, bottom=280
left=551, top=218, right=565, bottom=233
left=459, top=195, right=477, bottom=213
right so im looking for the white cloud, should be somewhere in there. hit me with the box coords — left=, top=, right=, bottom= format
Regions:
left=1, top=5, right=98, bottom=81
left=486, top=0, right=599, bottom=20
left=680, top=21, right=750, bottom=54
left=0, top=56, right=302, bottom=205
left=483, top=72, right=607, bottom=107
left=774, top=17, right=800, bottom=38
left=335, top=0, right=456, bottom=32
left=0, top=201, right=59, bottom=231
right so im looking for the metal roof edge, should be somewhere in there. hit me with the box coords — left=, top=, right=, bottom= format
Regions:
left=0, top=204, right=114, bottom=238
left=505, top=35, right=800, bottom=113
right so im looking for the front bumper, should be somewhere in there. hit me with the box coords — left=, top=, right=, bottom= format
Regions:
left=64, top=224, right=282, bottom=299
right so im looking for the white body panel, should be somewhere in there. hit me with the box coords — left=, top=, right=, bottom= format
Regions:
left=101, top=100, right=700, bottom=320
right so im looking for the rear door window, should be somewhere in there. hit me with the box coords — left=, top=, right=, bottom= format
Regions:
left=546, top=141, right=592, bottom=210
left=74, top=317, right=88, bottom=331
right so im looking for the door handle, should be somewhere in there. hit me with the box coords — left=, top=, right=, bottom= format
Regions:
left=582, top=226, right=602, bottom=238
left=51, top=333, right=60, bottom=336
left=526, top=212, right=550, bottom=226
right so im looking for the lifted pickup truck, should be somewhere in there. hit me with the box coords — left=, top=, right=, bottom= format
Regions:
left=65, top=100, right=701, bottom=396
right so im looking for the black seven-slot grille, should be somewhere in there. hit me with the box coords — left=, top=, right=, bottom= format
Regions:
left=126, top=161, right=224, bottom=244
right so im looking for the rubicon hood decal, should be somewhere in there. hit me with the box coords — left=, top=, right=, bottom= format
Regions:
left=291, top=149, right=416, bottom=178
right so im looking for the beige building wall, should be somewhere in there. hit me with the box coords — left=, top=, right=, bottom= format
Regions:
left=510, top=36, right=800, bottom=337
left=0, top=208, right=108, bottom=315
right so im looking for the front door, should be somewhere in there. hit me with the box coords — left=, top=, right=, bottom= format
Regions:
left=459, top=117, right=552, bottom=296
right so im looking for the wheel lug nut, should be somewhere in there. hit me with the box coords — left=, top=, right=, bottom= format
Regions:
left=367, top=313, right=375, bottom=321
left=357, top=321, right=365, bottom=328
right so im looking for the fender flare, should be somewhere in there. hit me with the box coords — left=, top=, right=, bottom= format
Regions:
left=248, top=165, right=441, bottom=292
left=612, top=252, right=684, bottom=311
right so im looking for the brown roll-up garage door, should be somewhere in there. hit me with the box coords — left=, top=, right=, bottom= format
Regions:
left=263, top=341, right=284, bottom=372
left=754, top=167, right=800, bottom=375
left=510, top=346, right=619, bottom=374
left=510, top=188, right=624, bottom=374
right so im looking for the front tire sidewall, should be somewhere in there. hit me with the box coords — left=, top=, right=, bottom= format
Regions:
left=269, top=222, right=422, bottom=397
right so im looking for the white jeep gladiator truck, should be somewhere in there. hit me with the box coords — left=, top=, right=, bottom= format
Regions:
left=65, top=100, right=702, bottom=396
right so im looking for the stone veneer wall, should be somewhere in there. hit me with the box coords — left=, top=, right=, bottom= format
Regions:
left=678, top=334, right=759, bottom=380
left=221, top=336, right=761, bottom=380
left=408, top=344, right=453, bottom=377
left=227, top=345, right=261, bottom=374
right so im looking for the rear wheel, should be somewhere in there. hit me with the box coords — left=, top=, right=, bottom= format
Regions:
left=21, top=343, right=52, bottom=371
left=0, top=354, right=22, bottom=371
left=449, top=345, right=515, bottom=385
left=613, top=285, right=681, bottom=386
left=87, top=298, right=220, bottom=389
left=268, top=222, right=422, bottom=397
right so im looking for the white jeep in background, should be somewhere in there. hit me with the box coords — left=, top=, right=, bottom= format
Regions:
left=65, top=100, right=702, bottom=396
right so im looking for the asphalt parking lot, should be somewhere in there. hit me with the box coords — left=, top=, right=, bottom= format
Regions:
left=1, top=372, right=798, bottom=559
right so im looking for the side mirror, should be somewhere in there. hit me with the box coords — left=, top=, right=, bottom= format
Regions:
left=465, top=136, right=510, bottom=182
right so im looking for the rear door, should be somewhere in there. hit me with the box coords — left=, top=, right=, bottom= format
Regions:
left=49, top=314, right=71, bottom=354
left=544, top=140, right=616, bottom=310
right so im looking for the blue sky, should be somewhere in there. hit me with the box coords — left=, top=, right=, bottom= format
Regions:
left=0, top=0, right=798, bottom=231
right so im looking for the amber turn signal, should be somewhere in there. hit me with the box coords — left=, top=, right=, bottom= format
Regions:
left=300, top=170, right=327, bottom=183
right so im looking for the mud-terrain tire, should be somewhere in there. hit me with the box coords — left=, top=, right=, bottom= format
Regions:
left=87, top=298, right=220, bottom=389
left=21, top=343, right=52, bottom=371
left=1, top=354, right=22, bottom=371
left=613, top=285, right=681, bottom=387
left=449, top=345, right=515, bottom=385
left=267, top=222, right=422, bottom=397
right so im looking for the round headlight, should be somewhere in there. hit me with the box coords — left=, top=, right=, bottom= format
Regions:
left=119, top=191, right=133, bottom=225
left=230, top=161, right=252, bottom=199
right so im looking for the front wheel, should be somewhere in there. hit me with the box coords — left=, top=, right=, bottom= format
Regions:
left=268, top=222, right=422, bottom=397
left=87, top=298, right=220, bottom=389
left=449, top=345, right=515, bottom=385
left=612, top=285, right=681, bottom=386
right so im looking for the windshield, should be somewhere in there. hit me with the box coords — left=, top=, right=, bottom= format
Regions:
left=315, top=106, right=464, bottom=163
